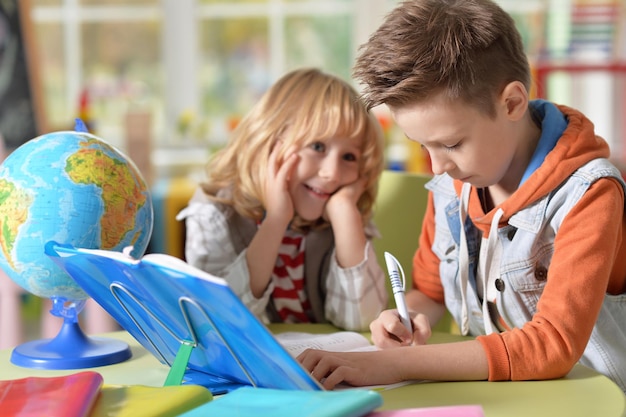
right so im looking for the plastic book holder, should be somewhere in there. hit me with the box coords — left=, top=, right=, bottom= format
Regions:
left=109, top=283, right=253, bottom=389
left=46, top=242, right=323, bottom=395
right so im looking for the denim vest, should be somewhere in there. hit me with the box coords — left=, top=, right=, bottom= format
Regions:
left=427, top=158, right=626, bottom=392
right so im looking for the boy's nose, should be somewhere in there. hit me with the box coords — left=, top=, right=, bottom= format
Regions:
left=430, top=153, right=453, bottom=176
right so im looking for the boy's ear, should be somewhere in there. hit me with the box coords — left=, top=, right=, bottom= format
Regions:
left=499, top=81, right=528, bottom=121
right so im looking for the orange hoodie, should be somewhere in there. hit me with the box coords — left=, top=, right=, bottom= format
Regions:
left=413, top=104, right=626, bottom=382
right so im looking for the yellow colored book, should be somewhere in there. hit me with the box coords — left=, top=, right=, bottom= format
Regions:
left=90, top=384, right=212, bottom=417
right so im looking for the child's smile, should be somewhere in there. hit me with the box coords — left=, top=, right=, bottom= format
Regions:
left=303, top=183, right=332, bottom=199
left=289, top=136, right=361, bottom=221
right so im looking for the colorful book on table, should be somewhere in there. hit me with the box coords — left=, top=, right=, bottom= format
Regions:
left=179, top=386, right=383, bottom=417
left=91, top=384, right=213, bottom=417
left=0, top=371, right=103, bottom=417
left=367, top=405, right=485, bottom=417
left=45, top=242, right=325, bottom=395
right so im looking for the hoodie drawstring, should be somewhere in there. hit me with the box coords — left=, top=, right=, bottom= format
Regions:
left=458, top=183, right=471, bottom=335
left=479, top=207, right=503, bottom=335
left=458, top=183, right=504, bottom=336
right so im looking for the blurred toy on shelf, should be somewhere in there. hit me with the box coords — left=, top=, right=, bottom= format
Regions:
left=78, top=88, right=96, bottom=134
left=374, top=107, right=431, bottom=174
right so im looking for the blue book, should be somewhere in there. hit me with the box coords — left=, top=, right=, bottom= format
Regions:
left=45, top=242, right=323, bottom=394
left=179, top=386, right=383, bottom=417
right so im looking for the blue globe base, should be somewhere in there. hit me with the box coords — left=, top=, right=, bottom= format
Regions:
left=10, top=316, right=131, bottom=370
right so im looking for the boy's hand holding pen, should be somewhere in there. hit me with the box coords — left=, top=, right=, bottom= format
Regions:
left=384, top=252, right=413, bottom=332
left=371, top=252, right=432, bottom=348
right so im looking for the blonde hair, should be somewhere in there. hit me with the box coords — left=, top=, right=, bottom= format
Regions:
left=202, top=68, right=385, bottom=231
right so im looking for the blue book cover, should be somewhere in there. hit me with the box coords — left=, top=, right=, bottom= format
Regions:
left=180, top=386, right=383, bottom=417
left=45, top=242, right=323, bottom=394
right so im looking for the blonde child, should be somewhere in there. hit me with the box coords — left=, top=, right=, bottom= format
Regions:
left=298, top=0, right=626, bottom=392
left=178, top=68, right=388, bottom=331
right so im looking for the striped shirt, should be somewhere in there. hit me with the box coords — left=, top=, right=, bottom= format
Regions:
left=271, top=230, right=312, bottom=323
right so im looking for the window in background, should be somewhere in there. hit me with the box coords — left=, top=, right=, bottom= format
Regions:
left=81, top=20, right=162, bottom=135
left=31, top=0, right=61, bottom=5
left=196, top=16, right=270, bottom=152
left=194, top=1, right=356, bottom=154
left=28, top=0, right=387, bottom=168
left=284, top=15, right=353, bottom=80
left=30, top=0, right=161, bottom=149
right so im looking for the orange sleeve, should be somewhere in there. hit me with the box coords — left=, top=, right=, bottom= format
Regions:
left=412, top=191, right=445, bottom=303
left=477, top=177, right=625, bottom=382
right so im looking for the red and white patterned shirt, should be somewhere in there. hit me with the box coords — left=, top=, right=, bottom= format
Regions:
left=270, top=230, right=312, bottom=323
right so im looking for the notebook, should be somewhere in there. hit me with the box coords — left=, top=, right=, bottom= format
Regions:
left=366, top=405, right=485, bottom=417
left=179, top=386, right=383, bottom=417
left=92, top=384, right=213, bottom=417
left=0, top=371, right=103, bottom=417
left=45, top=242, right=323, bottom=394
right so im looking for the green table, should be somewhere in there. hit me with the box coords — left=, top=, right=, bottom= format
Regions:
left=1, top=325, right=624, bottom=417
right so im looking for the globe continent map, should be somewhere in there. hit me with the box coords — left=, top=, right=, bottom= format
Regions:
left=0, top=131, right=153, bottom=300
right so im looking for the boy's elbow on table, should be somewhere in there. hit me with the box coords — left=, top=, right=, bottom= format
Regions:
left=478, top=334, right=581, bottom=382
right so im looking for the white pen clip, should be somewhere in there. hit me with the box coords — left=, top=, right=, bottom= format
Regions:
left=383, top=252, right=412, bottom=332
left=384, top=252, right=406, bottom=295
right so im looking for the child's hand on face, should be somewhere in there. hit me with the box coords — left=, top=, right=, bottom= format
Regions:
left=323, top=177, right=366, bottom=224
left=264, top=144, right=300, bottom=226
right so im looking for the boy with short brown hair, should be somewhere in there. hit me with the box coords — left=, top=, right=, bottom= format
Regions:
left=298, top=0, right=626, bottom=392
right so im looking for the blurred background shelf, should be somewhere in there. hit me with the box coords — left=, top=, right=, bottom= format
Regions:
left=2, top=0, right=626, bottom=348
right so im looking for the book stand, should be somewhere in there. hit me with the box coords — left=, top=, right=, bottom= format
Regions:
left=109, top=283, right=249, bottom=392
left=46, top=242, right=323, bottom=394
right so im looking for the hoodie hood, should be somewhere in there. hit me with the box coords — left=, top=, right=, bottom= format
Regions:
left=453, top=101, right=610, bottom=231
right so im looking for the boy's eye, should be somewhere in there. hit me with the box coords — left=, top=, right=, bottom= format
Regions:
left=310, top=141, right=326, bottom=152
left=443, top=142, right=460, bottom=152
left=343, top=153, right=357, bottom=162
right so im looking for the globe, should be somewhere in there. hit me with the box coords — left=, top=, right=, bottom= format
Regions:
left=0, top=126, right=153, bottom=369
left=0, top=129, right=153, bottom=302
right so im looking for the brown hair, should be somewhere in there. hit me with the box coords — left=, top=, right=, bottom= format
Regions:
left=202, top=68, right=385, bottom=231
left=353, top=0, right=530, bottom=117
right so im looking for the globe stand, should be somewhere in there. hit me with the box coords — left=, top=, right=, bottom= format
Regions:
left=10, top=297, right=131, bottom=369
